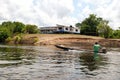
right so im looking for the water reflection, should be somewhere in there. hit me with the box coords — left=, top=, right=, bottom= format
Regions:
left=0, top=45, right=36, bottom=67
left=79, top=52, right=108, bottom=71
left=0, top=44, right=119, bottom=80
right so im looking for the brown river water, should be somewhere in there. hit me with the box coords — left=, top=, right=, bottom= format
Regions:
left=0, top=44, right=120, bottom=80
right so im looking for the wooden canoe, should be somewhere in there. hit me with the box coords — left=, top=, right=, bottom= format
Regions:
left=55, top=44, right=73, bottom=50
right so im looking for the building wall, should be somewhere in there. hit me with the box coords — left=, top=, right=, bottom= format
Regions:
left=40, top=25, right=80, bottom=34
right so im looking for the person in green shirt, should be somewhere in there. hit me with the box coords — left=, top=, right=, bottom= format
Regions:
left=93, top=42, right=101, bottom=59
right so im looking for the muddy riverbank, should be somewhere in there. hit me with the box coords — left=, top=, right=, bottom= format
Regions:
left=20, top=34, right=120, bottom=47
left=8, top=34, right=120, bottom=48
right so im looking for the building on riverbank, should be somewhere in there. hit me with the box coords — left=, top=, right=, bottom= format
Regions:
left=40, top=24, right=80, bottom=34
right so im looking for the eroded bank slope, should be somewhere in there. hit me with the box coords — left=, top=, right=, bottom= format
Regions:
left=20, top=34, right=120, bottom=48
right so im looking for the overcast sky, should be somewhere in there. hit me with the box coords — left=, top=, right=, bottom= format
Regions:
left=0, top=0, right=120, bottom=29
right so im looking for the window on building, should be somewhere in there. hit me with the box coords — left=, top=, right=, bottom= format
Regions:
left=76, top=29, right=78, bottom=32
left=65, top=27, right=68, bottom=30
left=59, top=27, right=62, bottom=30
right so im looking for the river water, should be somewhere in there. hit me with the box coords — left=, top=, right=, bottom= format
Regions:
left=0, top=44, right=120, bottom=80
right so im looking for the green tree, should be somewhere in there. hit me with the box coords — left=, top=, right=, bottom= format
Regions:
left=0, top=21, right=40, bottom=42
left=1, top=21, right=15, bottom=35
left=97, top=20, right=113, bottom=38
left=80, top=14, right=102, bottom=36
left=13, top=22, right=25, bottom=33
left=75, top=23, right=81, bottom=28
left=25, top=24, right=39, bottom=34
left=112, top=30, right=120, bottom=38
left=0, top=27, right=11, bottom=42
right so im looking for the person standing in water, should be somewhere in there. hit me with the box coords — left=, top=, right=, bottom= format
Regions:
left=93, top=42, right=101, bottom=59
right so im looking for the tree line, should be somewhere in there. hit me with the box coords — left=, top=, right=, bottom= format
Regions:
left=75, top=14, right=120, bottom=38
left=0, top=21, right=40, bottom=42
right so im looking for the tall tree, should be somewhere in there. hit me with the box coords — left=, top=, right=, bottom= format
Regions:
left=79, top=14, right=103, bottom=36
left=97, top=20, right=113, bottom=38
left=13, top=21, right=25, bottom=33
left=1, top=21, right=15, bottom=35
left=25, top=24, right=39, bottom=34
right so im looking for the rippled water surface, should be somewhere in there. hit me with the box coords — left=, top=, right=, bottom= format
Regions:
left=0, top=44, right=120, bottom=80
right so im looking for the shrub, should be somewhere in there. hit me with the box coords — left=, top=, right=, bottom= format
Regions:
left=0, top=28, right=11, bottom=42
left=5, top=37, right=13, bottom=43
left=14, top=35, right=21, bottom=44
left=33, top=37, right=39, bottom=43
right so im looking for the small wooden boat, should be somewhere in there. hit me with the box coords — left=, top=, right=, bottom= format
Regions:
left=55, top=44, right=73, bottom=50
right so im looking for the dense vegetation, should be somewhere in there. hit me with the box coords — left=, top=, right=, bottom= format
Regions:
left=0, top=21, right=40, bottom=43
left=75, top=14, right=120, bottom=38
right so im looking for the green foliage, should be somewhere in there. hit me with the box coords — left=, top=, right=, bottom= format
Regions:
left=76, top=14, right=119, bottom=39
left=97, top=20, right=113, bottom=38
left=111, top=30, right=120, bottom=38
left=0, top=21, right=25, bottom=35
left=75, top=23, right=81, bottom=28
left=14, top=35, right=22, bottom=44
left=80, top=14, right=102, bottom=36
left=0, top=21, right=39, bottom=42
left=13, top=22, right=25, bottom=33
left=25, top=24, right=39, bottom=34
left=1, top=21, right=16, bottom=35
left=33, top=37, right=39, bottom=43
left=5, top=37, right=13, bottom=43
left=0, top=27, right=11, bottom=42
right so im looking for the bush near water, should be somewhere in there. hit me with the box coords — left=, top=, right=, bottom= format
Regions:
left=0, top=21, right=40, bottom=43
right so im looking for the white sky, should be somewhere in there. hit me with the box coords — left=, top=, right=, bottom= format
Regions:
left=0, top=0, right=120, bottom=29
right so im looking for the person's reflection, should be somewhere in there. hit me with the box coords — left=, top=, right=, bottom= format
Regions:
left=79, top=53, right=107, bottom=71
